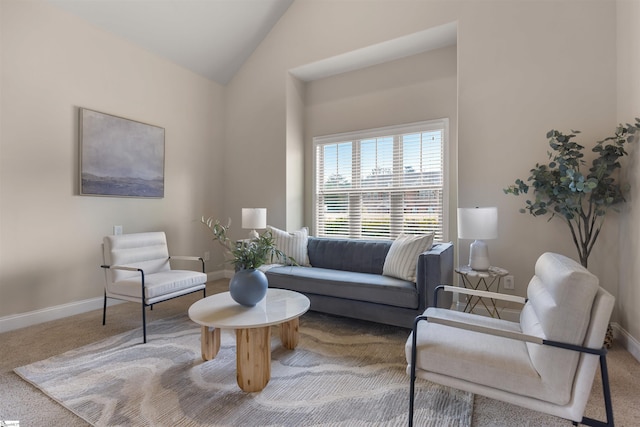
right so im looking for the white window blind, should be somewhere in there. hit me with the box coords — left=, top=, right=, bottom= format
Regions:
left=314, top=119, right=448, bottom=241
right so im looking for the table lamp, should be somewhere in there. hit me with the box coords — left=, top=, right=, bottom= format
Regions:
left=457, top=207, right=498, bottom=271
left=242, top=208, right=267, bottom=239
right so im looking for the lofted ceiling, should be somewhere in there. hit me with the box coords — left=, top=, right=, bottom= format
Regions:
left=47, top=0, right=294, bottom=85
left=46, top=1, right=457, bottom=86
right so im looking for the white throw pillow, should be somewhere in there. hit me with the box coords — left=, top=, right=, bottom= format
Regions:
left=267, top=225, right=310, bottom=266
left=383, top=233, right=434, bottom=282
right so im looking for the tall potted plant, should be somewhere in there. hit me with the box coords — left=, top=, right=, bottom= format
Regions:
left=504, top=119, right=640, bottom=268
left=505, top=119, right=640, bottom=348
left=201, top=217, right=290, bottom=306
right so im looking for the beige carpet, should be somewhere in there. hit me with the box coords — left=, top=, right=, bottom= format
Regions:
left=14, top=311, right=472, bottom=427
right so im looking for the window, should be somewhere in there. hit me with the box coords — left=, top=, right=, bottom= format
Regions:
left=314, top=119, right=448, bottom=241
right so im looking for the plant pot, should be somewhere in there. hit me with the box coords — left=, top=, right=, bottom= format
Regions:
left=229, top=268, right=268, bottom=307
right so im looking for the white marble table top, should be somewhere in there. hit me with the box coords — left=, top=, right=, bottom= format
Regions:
left=455, top=265, right=509, bottom=278
left=188, top=288, right=310, bottom=329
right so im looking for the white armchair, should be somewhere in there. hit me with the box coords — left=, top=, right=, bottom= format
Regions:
left=406, top=252, right=615, bottom=427
left=101, top=232, right=207, bottom=343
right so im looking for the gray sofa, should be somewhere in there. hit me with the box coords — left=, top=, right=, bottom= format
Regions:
left=265, top=237, right=454, bottom=329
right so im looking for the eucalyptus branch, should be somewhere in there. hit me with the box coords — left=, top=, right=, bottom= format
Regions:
left=201, top=216, right=296, bottom=270
left=586, top=222, right=602, bottom=260
left=566, top=219, right=582, bottom=259
left=574, top=216, right=585, bottom=255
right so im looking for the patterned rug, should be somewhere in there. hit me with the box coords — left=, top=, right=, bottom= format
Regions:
left=14, top=312, right=472, bottom=426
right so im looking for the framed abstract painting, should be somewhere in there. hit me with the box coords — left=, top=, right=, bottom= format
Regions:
left=79, top=108, right=165, bottom=198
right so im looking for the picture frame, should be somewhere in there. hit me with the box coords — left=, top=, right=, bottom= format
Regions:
left=79, top=108, right=165, bottom=198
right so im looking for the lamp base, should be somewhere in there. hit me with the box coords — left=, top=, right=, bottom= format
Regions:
left=469, top=239, right=491, bottom=271
left=248, top=229, right=259, bottom=240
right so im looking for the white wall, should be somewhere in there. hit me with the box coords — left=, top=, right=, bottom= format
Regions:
left=0, top=0, right=225, bottom=323
left=224, top=0, right=618, bottom=312
left=303, top=45, right=458, bottom=240
left=617, top=0, right=640, bottom=356
left=285, top=74, right=306, bottom=231
left=3, top=0, right=634, bottom=349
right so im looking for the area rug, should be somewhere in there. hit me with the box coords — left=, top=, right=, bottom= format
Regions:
left=14, top=312, right=472, bottom=426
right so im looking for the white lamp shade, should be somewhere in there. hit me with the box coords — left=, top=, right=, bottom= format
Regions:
left=242, top=208, right=267, bottom=230
left=458, top=207, right=498, bottom=270
left=457, top=207, right=498, bottom=240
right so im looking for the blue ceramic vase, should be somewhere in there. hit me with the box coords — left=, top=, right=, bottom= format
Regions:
left=229, top=268, right=268, bottom=307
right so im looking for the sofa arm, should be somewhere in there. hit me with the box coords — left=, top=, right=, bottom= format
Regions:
left=416, top=242, right=454, bottom=311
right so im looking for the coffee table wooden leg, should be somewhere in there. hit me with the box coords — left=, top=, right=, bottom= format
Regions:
left=280, top=317, right=300, bottom=350
left=236, top=326, right=271, bottom=392
left=201, top=326, right=220, bottom=361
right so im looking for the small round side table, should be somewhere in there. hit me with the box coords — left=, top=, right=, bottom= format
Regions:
left=455, top=265, right=509, bottom=318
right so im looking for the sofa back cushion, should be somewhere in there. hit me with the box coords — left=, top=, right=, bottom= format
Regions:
left=519, top=252, right=599, bottom=404
left=307, top=237, right=391, bottom=274
left=268, top=225, right=310, bottom=266
left=382, top=233, right=434, bottom=282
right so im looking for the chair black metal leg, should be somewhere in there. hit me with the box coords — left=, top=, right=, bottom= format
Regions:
left=142, top=302, right=147, bottom=344
left=200, top=258, right=206, bottom=299
left=409, top=316, right=427, bottom=427
left=102, top=291, right=107, bottom=325
left=579, top=353, right=614, bottom=427
left=409, top=350, right=417, bottom=427
left=601, top=354, right=614, bottom=426
left=140, top=271, right=147, bottom=343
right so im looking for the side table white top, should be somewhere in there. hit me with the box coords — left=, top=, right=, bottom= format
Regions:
left=188, top=288, right=310, bottom=329
left=455, top=265, right=509, bottom=278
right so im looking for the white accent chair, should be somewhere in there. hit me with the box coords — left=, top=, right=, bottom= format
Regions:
left=406, top=252, right=615, bottom=427
left=101, top=232, right=207, bottom=343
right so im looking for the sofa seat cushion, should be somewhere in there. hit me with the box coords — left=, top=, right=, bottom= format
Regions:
left=109, top=270, right=207, bottom=300
left=407, top=307, right=573, bottom=405
left=265, top=266, right=418, bottom=309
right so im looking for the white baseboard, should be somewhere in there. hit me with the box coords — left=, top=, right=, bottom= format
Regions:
left=207, top=270, right=232, bottom=281
left=0, top=296, right=121, bottom=334
left=223, top=269, right=235, bottom=279
left=611, top=322, right=640, bottom=362
left=0, top=273, right=231, bottom=334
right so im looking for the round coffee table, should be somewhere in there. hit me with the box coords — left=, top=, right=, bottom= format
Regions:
left=188, top=288, right=310, bottom=392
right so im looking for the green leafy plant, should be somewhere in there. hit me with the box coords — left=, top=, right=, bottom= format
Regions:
left=201, top=217, right=291, bottom=270
left=504, top=119, right=640, bottom=268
